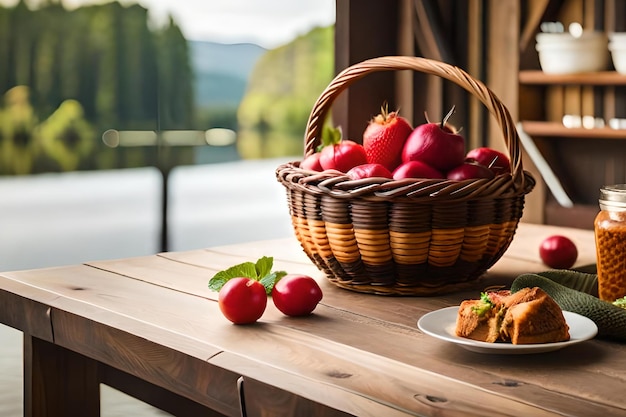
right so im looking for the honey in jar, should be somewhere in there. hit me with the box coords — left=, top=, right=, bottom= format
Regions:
left=594, top=184, right=626, bottom=302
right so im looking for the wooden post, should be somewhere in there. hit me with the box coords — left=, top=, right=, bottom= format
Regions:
left=24, top=335, right=100, bottom=417
left=333, top=0, right=400, bottom=142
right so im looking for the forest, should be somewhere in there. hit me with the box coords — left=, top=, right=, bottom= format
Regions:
left=0, top=1, right=334, bottom=175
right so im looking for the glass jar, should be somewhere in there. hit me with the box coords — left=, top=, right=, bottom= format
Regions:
left=594, top=184, right=626, bottom=302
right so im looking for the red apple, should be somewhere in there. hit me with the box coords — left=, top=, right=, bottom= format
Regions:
left=466, top=147, right=510, bottom=175
left=300, top=153, right=323, bottom=171
left=392, top=160, right=444, bottom=180
left=319, top=140, right=368, bottom=173
left=446, top=162, right=495, bottom=181
left=401, top=106, right=466, bottom=172
left=539, top=235, right=578, bottom=269
left=347, top=163, right=393, bottom=180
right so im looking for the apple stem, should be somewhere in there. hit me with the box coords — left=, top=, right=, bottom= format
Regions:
left=441, top=105, right=456, bottom=129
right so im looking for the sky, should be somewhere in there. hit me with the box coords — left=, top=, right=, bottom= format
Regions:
left=2, top=0, right=336, bottom=49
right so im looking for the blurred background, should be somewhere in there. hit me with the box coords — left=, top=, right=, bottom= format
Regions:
left=0, top=0, right=335, bottom=415
left=0, top=0, right=336, bottom=263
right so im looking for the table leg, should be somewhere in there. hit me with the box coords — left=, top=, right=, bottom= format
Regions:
left=24, top=335, right=100, bottom=417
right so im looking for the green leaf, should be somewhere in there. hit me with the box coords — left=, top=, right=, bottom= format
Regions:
left=208, top=256, right=288, bottom=294
left=255, top=256, right=274, bottom=279
left=208, top=261, right=258, bottom=291
left=259, top=270, right=288, bottom=295
left=208, top=274, right=229, bottom=292
left=318, top=125, right=342, bottom=151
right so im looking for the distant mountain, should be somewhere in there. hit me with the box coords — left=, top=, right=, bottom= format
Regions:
left=189, top=41, right=266, bottom=108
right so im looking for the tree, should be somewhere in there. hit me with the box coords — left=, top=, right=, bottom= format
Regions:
left=237, top=25, right=334, bottom=159
left=0, top=1, right=196, bottom=173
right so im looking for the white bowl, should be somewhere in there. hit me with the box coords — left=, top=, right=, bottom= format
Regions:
left=536, top=32, right=608, bottom=74
left=609, top=42, right=626, bottom=74
left=608, top=32, right=626, bottom=45
left=536, top=31, right=605, bottom=45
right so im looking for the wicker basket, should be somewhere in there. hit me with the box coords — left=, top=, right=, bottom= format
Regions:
left=276, top=56, right=535, bottom=296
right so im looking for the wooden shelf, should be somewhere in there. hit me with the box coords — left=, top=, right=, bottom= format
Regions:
left=519, top=70, right=626, bottom=86
left=520, top=121, right=626, bottom=139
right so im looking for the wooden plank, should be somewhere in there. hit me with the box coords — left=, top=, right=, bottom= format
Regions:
left=487, top=0, right=520, bottom=142
left=88, top=253, right=225, bottom=301
left=50, top=309, right=238, bottom=416
left=100, top=365, right=220, bottom=417
left=519, top=70, right=626, bottom=85
left=467, top=0, right=484, bottom=150
left=552, top=0, right=584, bottom=135
left=88, top=239, right=321, bottom=304
left=396, top=0, right=414, bottom=125
left=604, top=0, right=617, bottom=120
left=545, top=84, right=565, bottom=123
left=238, top=374, right=367, bottom=417
left=0, top=266, right=224, bottom=358
left=410, top=1, right=465, bottom=129
left=211, top=338, right=620, bottom=417
left=445, top=0, right=469, bottom=141
left=582, top=0, right=599, bottom=119
left=0, top=281, right=53, bottom=342
left=564, top=85, right=582, bottom=117
left=520, top=120, right=626, bottom=138
left=582, top=84, right=596, bottom=117
left=488, top=0, right=548, bottom=225
left=592, top=0, right=606, bottom=120
left=227, top=353, right=545, bottom=417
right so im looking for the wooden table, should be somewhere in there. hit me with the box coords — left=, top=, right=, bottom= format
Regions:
left=1, top=222, right=624, bottom=416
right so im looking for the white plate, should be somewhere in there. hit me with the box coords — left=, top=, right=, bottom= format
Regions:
left=417, top=306, right=598, bottom=354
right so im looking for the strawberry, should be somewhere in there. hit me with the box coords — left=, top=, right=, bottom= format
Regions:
left=318, top=127, right=368, bottom=173
left=363, top=105, right=413, bottom=172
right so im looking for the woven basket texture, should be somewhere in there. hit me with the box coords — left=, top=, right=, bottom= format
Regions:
left=276, top=56, right=535, bottom=296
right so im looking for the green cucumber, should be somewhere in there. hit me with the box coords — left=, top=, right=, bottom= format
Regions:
left=511, top=272, right=626, bottom=342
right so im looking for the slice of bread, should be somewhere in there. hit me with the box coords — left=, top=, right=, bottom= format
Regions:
left=500, top=287, right=570, bottom=344
left=455, top=287, right=570, bottom=344
left=456, top=299, right=503, bottom=343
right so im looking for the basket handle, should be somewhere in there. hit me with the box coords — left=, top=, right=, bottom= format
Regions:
left=303, top=56, right=525, bottom=185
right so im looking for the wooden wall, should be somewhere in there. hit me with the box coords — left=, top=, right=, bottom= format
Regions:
left=333, top=0, right=626, bottom=228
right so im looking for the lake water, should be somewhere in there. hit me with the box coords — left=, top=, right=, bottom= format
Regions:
left=0, top=157, right=295, bottom=416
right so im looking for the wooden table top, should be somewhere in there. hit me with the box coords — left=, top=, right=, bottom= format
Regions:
left=1, top=222, right=624, bottom=416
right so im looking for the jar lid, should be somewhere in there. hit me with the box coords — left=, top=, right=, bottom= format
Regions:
left=600, top=184, right=626, bottom=206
